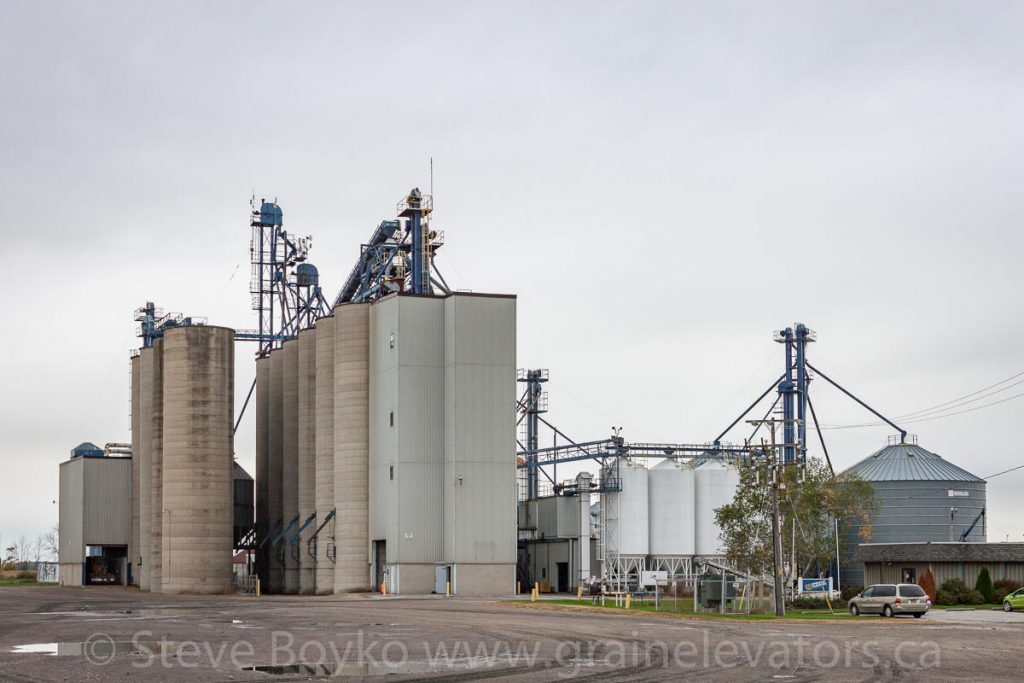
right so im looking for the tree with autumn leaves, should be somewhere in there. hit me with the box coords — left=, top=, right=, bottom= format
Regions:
left=714, top=457, right=878, bottom=579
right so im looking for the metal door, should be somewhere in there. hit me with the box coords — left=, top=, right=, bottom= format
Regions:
left=373, top=541, right=386, bottom=590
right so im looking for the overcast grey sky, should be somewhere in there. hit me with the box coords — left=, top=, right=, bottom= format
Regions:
left=3, top=1, right=1023, bottom=550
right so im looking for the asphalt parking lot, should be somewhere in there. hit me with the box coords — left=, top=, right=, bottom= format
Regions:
left=922, top=607, right=1024, bottom=624
left=0, top=586, right=1021, bottom=682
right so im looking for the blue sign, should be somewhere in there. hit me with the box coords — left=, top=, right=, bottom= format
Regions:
left=799, top=578, right=832, bottom=593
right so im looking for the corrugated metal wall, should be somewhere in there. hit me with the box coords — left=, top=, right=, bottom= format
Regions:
left=865, top=481, right=987, bottom=543
left=58, top=460, right=84, bottom=564
left=59, top=457, right=131, bottom=569
left=843, top=479, right=987, bottom=587
left=84, top=458, right=131, bottom=545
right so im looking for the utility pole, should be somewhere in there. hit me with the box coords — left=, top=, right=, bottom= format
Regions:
left=747, top=417, right=799, bottom=618
left=768, top=424, right=786, bottom=617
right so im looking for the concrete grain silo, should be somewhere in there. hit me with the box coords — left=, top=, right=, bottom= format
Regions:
left=267, top=349, right=285, bottom=593
left=137, top=346, right=154, bottom=590
left=314, top=315, right=336, bottom=594
left=297, top=328, right=317, bottom=594
left=254, top=355, right=270, bottom=586
left=149, top=338, right=165, bottom=592
left=160, top=325, right=234, bottom=594
left=693, top=458, right=740, bottom=559
left=648, top=459, right=696, bottom=575
left=281, top=340, right=300, bottom=593
left=840, top=440, right=987, bottom=587
left=335, top=303, right=371, bottom=593
left=129, top=354, right=140, bottom=586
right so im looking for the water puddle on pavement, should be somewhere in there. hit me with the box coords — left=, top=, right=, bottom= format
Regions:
left=10, top=641, right=183, bottom=657
left=11, top=644, right=59, bottom=655
left=247, top=661, right=442, bottom=676
left=243, top=655, right=524, bottom=675
left=247, top=658, right=521, bottom=677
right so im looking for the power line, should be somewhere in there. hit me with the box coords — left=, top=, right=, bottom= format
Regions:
left=819, top=389, right=1024, bottom=428
left=983, top=463, right=1024, bottom=481
left=822, top=369, right=1024, bottom=429
left=899, top=391, right=1024, bottom=424
left=895, top=370, right=1024, bottom=419
left=889, top=376, right=1024, bottom=421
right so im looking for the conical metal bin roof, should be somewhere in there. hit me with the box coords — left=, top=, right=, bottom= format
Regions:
left=840, top=442, right=983, bottom=482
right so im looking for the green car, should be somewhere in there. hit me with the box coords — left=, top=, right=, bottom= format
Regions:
left=1003, top=588, right=1024, bottom=612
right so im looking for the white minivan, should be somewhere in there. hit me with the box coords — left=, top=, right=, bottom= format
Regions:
left=849, top=584, right=930, bottom=618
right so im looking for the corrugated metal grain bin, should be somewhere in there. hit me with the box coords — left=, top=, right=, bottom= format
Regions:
left=840, top=441, right=986, bottom=588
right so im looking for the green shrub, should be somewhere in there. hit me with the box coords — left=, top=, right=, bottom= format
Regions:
left=963, top=589, right=985, bottom=605
left=935, top=590, right=955, bottom=606
left=841, top=584, right=864, bottom=601
left=939, top=578, right=972, bottom=604
left=789, top=596, right=847, bottom=610
left=975, top=567, right=994, bottom=603
left=15, top=570, right=35, bottom=580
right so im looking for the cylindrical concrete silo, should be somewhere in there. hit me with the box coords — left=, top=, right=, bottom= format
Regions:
left=138, top=347, right=154, bottom=590
left=334, top=304, right=370, bottom=593
left=149, top=337, right=165, bottom=593
left=839, top=440, right=987, bottom=587
left=281, top=340, right=300, bottom=594
left=297, top=328, right=317, bottom=594
left=267, top=349, right=285, bottom=593
left=161, top=325, right=235, bottom=594
left=694, top=458, right=740, bottom=558
left=130, top=354, right=141, bottom=586
left=648, top=459, right=695, bottom=567
left=314, top=315, right=336, bottom=594
left=254, top=355, right=270, bottom=586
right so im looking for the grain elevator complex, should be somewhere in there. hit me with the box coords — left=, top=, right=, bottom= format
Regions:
left=56, top=184, right=1006, bottom=598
